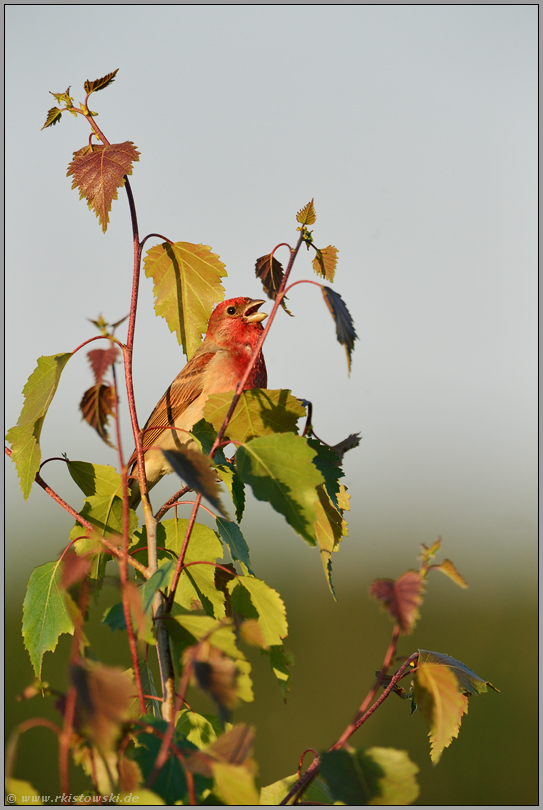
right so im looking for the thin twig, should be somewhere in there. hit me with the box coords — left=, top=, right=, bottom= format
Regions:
left=4, top=447, right=149, bottom=578
left=279, top=648, right=418, bottom=806
left=112, top=364, right=145, bottom=714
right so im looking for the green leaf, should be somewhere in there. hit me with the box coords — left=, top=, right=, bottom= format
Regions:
left=307, top=437, right=344, bottom=507
left=215, top=463, right=245, bottom=522
left=413, top=660, right=469, bottom=764
left=320, top=747, right=419, bottom=806
left=170, top=615, right=244, bottom=660
left=131, top=716, right=196, bottom=805
left=68, top=462, right=138, bottom=584
left=266, top=645, right=295, bottom=699
left=212, top=763, right=259, bottom=806
left=321, top=286, right=358, bottom=374
left=215, top=518, right=253, bottom=574
left=417, top=650, right=499, bottom=695
left=67, top=141, right=140, bottom=233
left=162, top=446, right=228, bottom=518
left=22, top=561, right=75, bottom=678
left=228, top=575, right=287, bottom=648
left=41, top=107, right=62, bottom=129
left=260, top=774, right=332, bottom=806
left=236, top=433, right=323, bottom=545
left=143, top=242, right=226, bottom=359
left=102, top=602, right=125, bottom=631
left=176, top=709, right=224, bottom=748
left=70, top=492, right=138, bottom=539
left=68, top=462, right=138, bottom=539
left=296, top=199, right=317, bottom=225
left=190, top=419, right=227, bottom=463
left=6, top=353, right=71, bottom=499
left=314, top=484, right=348, bottom=601
left=204, top=389, right=306, bottom=444
left=133, top=519, right=225, bottom=617
left=312, top=245, right=338, bottom=282
left=140, top=559, right=176, bottom=613
left=84, top=69, right=119, bottom=95
left=67, top=460, right=123, bottom=497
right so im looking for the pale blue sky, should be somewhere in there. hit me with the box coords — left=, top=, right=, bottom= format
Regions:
left=5, top=6, right=537, bottom=593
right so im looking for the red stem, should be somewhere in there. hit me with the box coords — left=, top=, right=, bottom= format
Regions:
left=154, top=486, right=191, bottom=521
left=164, top=494, right=202, bottom=611
left=112, top=365, right=146, bottom=714
left=71, top=334, right=124, bottom=356
left=140, top=232, right=174, bottom=250
left=210, top=229, right=306, bottom=453
left=4, top=446, right=149, bottom=578
left=279, top=641, right=416, bottom=807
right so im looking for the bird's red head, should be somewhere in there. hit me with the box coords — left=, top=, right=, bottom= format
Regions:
left=205, top=298, right=268, bottom=347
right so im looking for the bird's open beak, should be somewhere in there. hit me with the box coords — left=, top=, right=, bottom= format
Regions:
left=244, top=299, right=268, bottom=323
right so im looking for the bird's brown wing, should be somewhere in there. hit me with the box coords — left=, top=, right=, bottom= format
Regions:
left=128, top=351, right=215, bottom=468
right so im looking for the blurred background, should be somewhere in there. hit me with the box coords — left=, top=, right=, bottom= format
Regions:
left=5, top=6, right=537, bottom=805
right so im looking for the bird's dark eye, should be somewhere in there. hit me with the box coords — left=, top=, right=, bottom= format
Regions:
left=227, top=306, right=236, bottom=315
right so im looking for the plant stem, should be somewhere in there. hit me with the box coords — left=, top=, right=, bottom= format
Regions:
left=164, top=494, right=202, bottom=612
left=112, top=365, right=146, bottom=714
left=4, top=447, right=150, bottom=577
left=210, top=229, right=306, bottom=454
left=120, top=173, right=175, bottom=718
left=279, top=648, right=419, bottom=806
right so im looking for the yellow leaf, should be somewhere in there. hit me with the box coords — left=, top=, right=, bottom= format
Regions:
left=414, top=661, right=468, bottom=763
left=296, top=198, right=316, bottom=225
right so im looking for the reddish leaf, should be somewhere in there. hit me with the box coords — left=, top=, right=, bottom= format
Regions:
left=255, top=254, right=293, bottom=315
left=87, top=346, right=118, bottom=385
left=71, top=662, right=134, bottom=751
left=312, top=245, right=338, bottom=282
left=67, top=141, right=140, bottom=232
left=255, top=253, right=284, bottom=298
left=118, top=756, right=142, bottom=792
left=84, top=69, right=119, bottom=95
left=79, top=383, right=116, bottom=447
left=61, top=549, right=92, bottom=589
left=189, top=642, right=240, bottom=718
left=296, top=199, right=317, bottom=226
left=321, top=286, right=358, bottom=373
left=369, top=570, right=424, bottom=634
left=187, top=724, right=255, bottom=778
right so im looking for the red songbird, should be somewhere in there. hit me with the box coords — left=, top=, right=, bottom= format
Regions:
left=128, top=297, right=268, bottom=507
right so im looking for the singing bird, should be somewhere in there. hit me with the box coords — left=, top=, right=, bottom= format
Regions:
left=128, top=297, right=268, bottom=507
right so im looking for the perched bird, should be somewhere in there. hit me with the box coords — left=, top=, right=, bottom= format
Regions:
left=128, top=297, right=268, bottom=507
